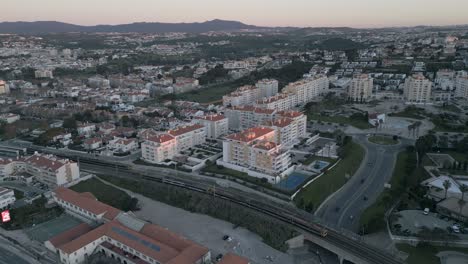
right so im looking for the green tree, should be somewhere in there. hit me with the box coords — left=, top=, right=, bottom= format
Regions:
left=443, top=179, right=452, bottom=199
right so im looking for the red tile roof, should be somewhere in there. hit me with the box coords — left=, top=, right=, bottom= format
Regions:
left=277, top=110, right=303, bottom=118
left=168, top=124, right=204, bottom=137
left=194, top=114, right=226, bottom=122
left=218, top=253, right=250, bottom=264
left=54, top=187, right=121, bottom=221
left=47, top=223, right=93, bottom=248
left=146, top=134, right=175, bottom=144
left=225, top=127, right=275, bottom=143
left=24, top=154, right=68, bottom=171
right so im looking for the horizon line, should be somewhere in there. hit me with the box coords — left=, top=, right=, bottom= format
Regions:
left=0, top=19, right=467, bottom=30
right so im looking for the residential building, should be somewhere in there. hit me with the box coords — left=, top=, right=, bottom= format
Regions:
left=173, top=77, right=199, bottom=94
left=77, top=123, right=96, bottom=137
left=222, top=85, right=261, bottom=107
left=224, top=106, right=276, bottom=130
left=0, top=113, right=20, bottom=124
left=347, top=74, right=373, bottom=102
left=194, top=114, right=229, bottom=139
left=141, top=134, right=177, bottom=163
left=255, top=93, right=295, bottom=111
left=0, top=187, right=15, bottom=209
left=82, top=138, right=102, bottom=151
left=1, top=153, right=80, bottom=187
left=455, top=71, right=468, bottom=98
left=0, top=80, right=10, bottom=95
left=168, top=124, right=206, bottom=152
left=35, top=69, right=54, bottom=79
left=219, top=127, right=292, bottom=183
left=51, top=188, right=211, bottom=264
left=282, top=74, right=329, bottom=105
left=403, top=74, right=432, bottom=103
left=107, top=137, right=138, bottom=153
left=264, top=110, right=308, bottom=147
left=256, top=79, right=279, bottom=98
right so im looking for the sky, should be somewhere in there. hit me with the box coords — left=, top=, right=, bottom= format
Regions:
left=4, top=0, right=468, bottom=28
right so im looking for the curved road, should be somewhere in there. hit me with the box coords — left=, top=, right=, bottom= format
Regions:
left=316, top=134, right=413, bottom=232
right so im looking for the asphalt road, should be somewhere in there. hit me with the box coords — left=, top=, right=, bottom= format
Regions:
left=315, top=134, right=413, bottom=232
left=0, top=247, right=31, bottom=264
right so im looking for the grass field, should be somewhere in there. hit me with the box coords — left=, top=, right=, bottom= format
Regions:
left=368, top=135, right=399, bottom=145
left=294, top=141, right=365, bottom=211
left=70, top=178, right=137, bottom=211
left=391, top=106, right=427, bottom=120
left=176, top=82, right=238, bottom=103
left=308, top=114, right=372, bottom=129
left=397, top=243, right=468, bottom=264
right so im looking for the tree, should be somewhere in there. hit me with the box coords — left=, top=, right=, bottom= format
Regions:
left=63, top=117, right=77, bottom=130
left=443, top=179, right=452, bottom=199
left=460, top=184, right=468, bottom=202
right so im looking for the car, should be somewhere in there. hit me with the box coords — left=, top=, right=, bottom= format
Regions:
left=452, top=225, right=461, bottom=233
left=222, top=235, right=231, bottom=241
left=423, top=208, right=430, bottom=215
left=216, top=254, right=223, bottom=261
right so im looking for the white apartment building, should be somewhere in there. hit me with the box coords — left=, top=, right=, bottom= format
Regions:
left=141, top=134, right=177, bottom=163
left=255, top=93, right=296, bottom=111
left=222, top=85, right=261, bottom=107
left=404, top=74, right=433, bottom=103
left=168, top=124, right=206, bottom=152
left=0, top=153, right=80, bottom=187
left=141, top=124, right=206, bottom=164
left=219, top=127, right=292, bottom=183
left=282, top=74, right=329, bottom=105
left=0, top=187, right=15, bottom=209
left=435, top=69, right=456, bottom=91
left=255, top=75, right=329, bottom=110
left=256, top=79, right=279, bottom=98
left=455, top=71, right=468, bottom=99
left=194, top=114, right=228, bottom=139
left=225, top=106, right=276, bottom=130
left=52, top=188, right=211, bottom=264
left=347, top=74, right=374, bottom=102
left=264, top=111, right=308, bottom=147
left=23, top=153, right=80, bottom=187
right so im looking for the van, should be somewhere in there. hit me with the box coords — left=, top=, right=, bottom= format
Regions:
left=423, top=208, right=430, bottom=215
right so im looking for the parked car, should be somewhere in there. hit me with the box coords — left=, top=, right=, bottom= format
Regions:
left=423, top=208, right=429, bottom=215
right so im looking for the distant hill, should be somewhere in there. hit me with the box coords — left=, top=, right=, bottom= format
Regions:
left=0, top=19, right=261, bottom=34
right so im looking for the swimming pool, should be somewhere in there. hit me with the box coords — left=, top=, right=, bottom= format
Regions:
left=275, top=172, right=311, bottom=191
left=309, top=160, right=330, bottom=171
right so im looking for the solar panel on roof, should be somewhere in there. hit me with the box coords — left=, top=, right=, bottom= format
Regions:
left=111, top=226, right=161, bottom=252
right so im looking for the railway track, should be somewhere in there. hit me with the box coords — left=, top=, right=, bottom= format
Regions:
left=26, top=146, right=403, bottom=264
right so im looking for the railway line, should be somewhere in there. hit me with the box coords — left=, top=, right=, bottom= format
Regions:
left=25, top=144, right=403, bottom=264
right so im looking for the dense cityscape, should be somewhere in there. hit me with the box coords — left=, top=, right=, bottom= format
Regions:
left=1, top=2, right=468, bottom=264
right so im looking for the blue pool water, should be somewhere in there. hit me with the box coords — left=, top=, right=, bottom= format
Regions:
left=310, top=160, right=330, bottom=171
left=275, top=172, right=310, bottom=191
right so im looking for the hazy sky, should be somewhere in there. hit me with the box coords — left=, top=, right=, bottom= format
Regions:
left=4, top=0, right=468, bottom=28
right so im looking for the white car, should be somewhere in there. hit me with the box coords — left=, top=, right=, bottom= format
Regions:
left=452, top=225, right=460, bottom=233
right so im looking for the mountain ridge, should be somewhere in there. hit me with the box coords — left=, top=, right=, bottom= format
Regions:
left=0, top=19, right=261, bottom=34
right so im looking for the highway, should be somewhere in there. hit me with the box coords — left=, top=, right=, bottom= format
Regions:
left=316, top=134, right=412, bottom=232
